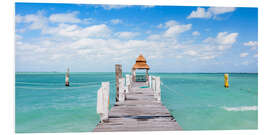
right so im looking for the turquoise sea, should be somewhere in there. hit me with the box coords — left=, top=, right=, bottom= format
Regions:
left=15, top=72, right=258, bottom=132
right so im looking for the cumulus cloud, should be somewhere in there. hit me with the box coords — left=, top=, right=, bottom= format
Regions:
left=244, top=41, right=258, bottom=50
left=192, top=31, right=200, bottom=36
left=147, top=34, right=161, bottom=40
left=208, top=7, right=236, bottom=15
left=100, top=5, right=153, bottom=10
left=187, top=7, right=236, bottom=19
left=165, top=20, right=179, bottom=27
left=101, top=5, right=130, bottom=10
left=163, top=20, right=192, bottom=37
left=49, top=11, right=81, bottom=23
left=16, top=11, right=48, bottom=30
left=151, top=20, right=192, bottom=39
left=157, top=24, right=163, bottom=28
left=176, top=32, right=239, bottom=60
left=204, top=32, right=239, bottom=50
left=43, top=24, right=111, bottom=39
left=15, top=11, right=241, bottom=72
left=115, top=32, right=139, bottom=39
left=15, top=15, right=23, bottom=23
left=187, top=7, right=211, bottom=19
left=184, top=50, right=198, bottom=56
left=110, top=19, right=122, bottom=24
left=142, top=5, right=155, bottom=8
left=240, top=52, right=249, bottom=57
left=244, top=41, right=258, bottom=46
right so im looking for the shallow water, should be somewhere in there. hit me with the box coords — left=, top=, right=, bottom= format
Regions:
left=15, top=72, right=257, bottom=132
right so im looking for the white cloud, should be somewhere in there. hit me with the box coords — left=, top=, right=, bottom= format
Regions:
left=165, top=20, right=179, bottom=27
left=244, top=41, right=258, bottom=50
left=142, top=5, right=155, bottom=8
left=17, top=11, right=48, bottom=30
left=101, top=5, right=130, bottom=10
left=208, top=7, right=236, bottom=15
left=49, top=11, right=81, bottom=23
left=157, top=24, right=163, bottom=28
left=80, top=24, right=111, bottom=38
left=187, top=7, right=236, bottom=19
left=240, top=53, right=249, bottom=57
left=244, top=41, right=258, bottom=46
left=16, top=29, right=239, bottom=70
left=187, top=7, right=211, bottom=19
left=147, top=34, right=161, bottom=40
left=215, top=32, right=238, bottom=45
left=163, top=20, right=192, bottom=37
left=110, top=19, right=122, bottom=24
left=184, top=50, right=198, bottom=56
left=151, top=20, right=192, bottom=39
left=204, top=32, right=239, bottom=50
left=16, top=12, right=242, bottom=72
left=15, top=15, right=23, bottom=23
left=115, top=32, right=139, bottom=39
left=192, top=31, right=200, bottom=36
left=43, top=24, right=111, bottom=39
left=82, top=18, right=93, bottom=24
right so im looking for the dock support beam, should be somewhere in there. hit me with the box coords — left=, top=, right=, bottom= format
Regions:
left=115, top=64, right=122, bottom=102
left=97, top=82, right=110, bottom=122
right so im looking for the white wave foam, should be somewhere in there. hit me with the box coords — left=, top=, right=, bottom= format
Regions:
left=223, top=106, right=257, bottom=111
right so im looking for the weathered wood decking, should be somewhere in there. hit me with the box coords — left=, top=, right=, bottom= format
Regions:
left=93, top=82, right=181, bottom=132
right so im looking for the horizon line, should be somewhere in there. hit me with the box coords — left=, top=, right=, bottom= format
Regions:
left=15, top=71, right=258, bottom=74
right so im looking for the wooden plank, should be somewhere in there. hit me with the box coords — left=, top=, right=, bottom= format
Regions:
left=93, top=82, right=181, bottom=132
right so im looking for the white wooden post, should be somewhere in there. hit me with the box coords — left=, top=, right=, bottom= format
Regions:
left=155, top=77, right=161, bottom=102
left=131, top=69, right=136, bottom=82
left=129, top=74, right=132, bottom=88
left=125, top=74, right=130, bottom=93
left=119, top=78, right=125, bottom=102
left=151, top=76, right=156, bottom=96
left=148, top=76, right=152, bottom=88
left=97, top=82, right=110, bottom=122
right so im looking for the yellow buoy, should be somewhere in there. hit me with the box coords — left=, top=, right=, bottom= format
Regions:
left=224, top=73, right=229, bottom=88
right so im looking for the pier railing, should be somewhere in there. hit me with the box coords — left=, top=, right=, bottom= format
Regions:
left=96, top=74, right=161, bottom=122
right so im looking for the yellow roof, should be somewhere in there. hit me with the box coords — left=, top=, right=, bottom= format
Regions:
left=132, top=54, right=150, bottom=70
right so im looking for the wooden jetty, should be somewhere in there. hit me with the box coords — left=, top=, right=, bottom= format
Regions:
left=94, top=54, right=181, bottom=132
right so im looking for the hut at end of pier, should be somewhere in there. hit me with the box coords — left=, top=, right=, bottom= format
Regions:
left=131, top=54, right=150, bottom=82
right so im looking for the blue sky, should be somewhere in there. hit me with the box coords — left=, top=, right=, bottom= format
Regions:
left=15, top=3, right=258, bottom=73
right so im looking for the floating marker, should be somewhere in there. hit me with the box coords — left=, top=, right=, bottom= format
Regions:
left=65, top=68, right=70, bottom=86
left=224, top=73, right=229, bottom=88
